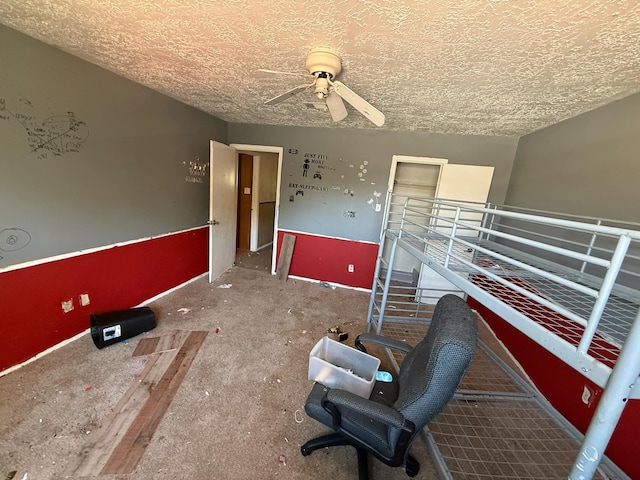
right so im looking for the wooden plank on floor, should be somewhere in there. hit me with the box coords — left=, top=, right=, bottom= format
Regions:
left=155, top=329, right=190, bottom=353
left=69, top=330, right=204, bottom=476
left=132, top=329, right=189, bottom=357
left=132, top=337, right=159, bottom=357
left=276, top=233, right=296, bottom=281
left=100, top=330, right=208, bottom=474
left=69, top=349, right=175, bottom=476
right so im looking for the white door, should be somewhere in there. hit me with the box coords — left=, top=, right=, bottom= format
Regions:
left=209, top=141, right=238, bottom=283
left=435, top=164, right=495, bottom=203
left=418, top=164, right=494, bottom=303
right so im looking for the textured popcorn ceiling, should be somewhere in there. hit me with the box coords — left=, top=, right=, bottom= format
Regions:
left=1, top=0, right=639, bottom=136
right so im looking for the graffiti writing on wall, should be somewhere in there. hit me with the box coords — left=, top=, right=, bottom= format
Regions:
left=0, top=227, right=32, bottom=263
left=0, top=97, right=89, bottom=159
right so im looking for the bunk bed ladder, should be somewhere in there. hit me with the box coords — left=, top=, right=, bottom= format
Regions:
left=366, top=190, right=402, bottom=334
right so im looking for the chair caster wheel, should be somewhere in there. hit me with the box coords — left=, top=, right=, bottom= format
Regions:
left=405, top=456, right=420, bottom=477
left=406, top=465, right=419, bottom=477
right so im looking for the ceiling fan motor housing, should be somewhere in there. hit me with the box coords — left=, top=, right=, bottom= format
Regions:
left=305, top=47, right=342, bottom=78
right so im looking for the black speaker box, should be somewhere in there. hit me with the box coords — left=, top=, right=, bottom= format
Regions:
left=90, top=306, right=156, bottom=349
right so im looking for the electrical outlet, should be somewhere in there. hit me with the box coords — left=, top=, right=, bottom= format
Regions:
left=375, top=203, right=382, bottom=212
left=348, top=264, right=354, bottom=273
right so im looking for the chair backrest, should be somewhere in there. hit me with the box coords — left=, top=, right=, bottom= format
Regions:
left=394, top=294, right=477, bottom=430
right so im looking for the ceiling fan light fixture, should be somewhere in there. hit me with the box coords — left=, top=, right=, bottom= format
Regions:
left=315, top=76, right=329, bottom=98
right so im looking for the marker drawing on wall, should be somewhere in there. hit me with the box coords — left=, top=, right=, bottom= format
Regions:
left=0, top=97, right=89, bottom=158
left=0, top=227, right=32, bottom=262
left=31, top=113, right=89, bottom=156
left=0, top=98, right=9, bottom=123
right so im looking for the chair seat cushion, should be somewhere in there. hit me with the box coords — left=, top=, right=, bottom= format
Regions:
left=369, top=378, right=399, bottom=408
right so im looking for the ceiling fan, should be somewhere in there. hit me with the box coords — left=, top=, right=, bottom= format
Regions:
left=262, top=47, right=385, bottom=127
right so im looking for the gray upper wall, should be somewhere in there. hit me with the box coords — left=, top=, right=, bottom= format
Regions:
left=506, top=91, right=640, bottom=223
left=0, top=24, right=227, bottom=267
left=229, top=124, right=518, bottom=242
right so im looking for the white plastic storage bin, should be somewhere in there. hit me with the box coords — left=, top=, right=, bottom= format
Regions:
left=308, top=336, right=381, bottom=398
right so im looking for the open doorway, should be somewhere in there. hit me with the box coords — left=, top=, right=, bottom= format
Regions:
left=382, top=156, right=448, bottom=282
left=236, top=153, right=253, bottom=253
left=230, top=144, right=282, bottom=273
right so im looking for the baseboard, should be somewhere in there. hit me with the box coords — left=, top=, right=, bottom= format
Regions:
left=286, top=274, right=372, bottom=293
left=135, top=272, right=208, bottom=307
left=0, top=329, right=90, bottom=378
left=256, top=241, right=273, bottom=251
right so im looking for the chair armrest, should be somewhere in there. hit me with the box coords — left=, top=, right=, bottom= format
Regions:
left=355, top=333, right=414, bottom=354
left=322, top=389, right=416, bottom=466
left=324, top=389, right=408, bottom=430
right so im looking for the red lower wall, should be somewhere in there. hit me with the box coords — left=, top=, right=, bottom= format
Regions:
left=0, top=227, right=208, bottom=373
left=276, top=230, right=378, bottom=289
left=469, top=297, right=640, bottom=479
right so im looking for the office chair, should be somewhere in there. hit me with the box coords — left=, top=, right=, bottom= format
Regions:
left=301, top=294, right=477, bottom=479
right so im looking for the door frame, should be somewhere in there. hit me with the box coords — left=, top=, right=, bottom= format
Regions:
left=236, top=153, right=254, bottom=252
left=388, top=155, right=448, bottom=192
left=249, top=154, right=260, bottom=252
left=230, top=144, right=283, bottom=275
left=383, top=156, right=449, bottom=240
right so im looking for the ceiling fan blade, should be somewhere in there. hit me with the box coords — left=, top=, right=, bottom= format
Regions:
left=264, top=83, right=313, bottom=105
left=303, top=102, right=328, bottom=111
left=258, top=69, right=312, bottom=78
left=331, top=81, right=385, bottom=127
left=325, top=91, right=348, bottom=122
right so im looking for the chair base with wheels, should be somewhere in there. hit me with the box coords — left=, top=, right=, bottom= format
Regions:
left=301, top=432, right=420, bottom=479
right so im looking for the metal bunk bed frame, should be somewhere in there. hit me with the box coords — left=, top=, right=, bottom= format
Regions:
left=367, top=194, right=640, bottom=479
